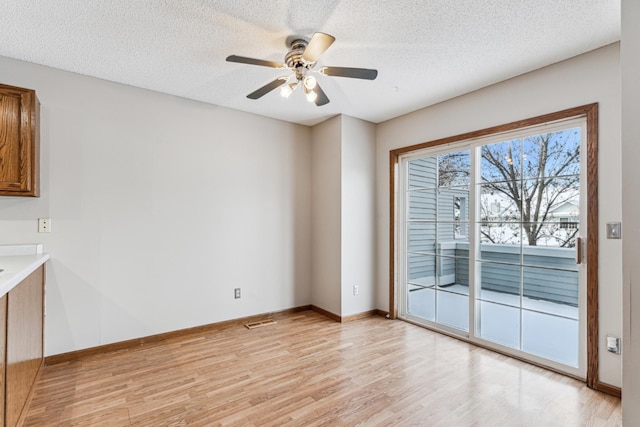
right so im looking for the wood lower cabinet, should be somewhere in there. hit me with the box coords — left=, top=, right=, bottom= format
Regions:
left=0, top=84, right=40, bottom=197
left=4, top=266, right=44, bottom=427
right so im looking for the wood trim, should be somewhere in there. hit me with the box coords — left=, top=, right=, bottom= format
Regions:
left=310, top=305, right=341, bottom=322
left=585, top=104, right=599, bottom=389
left=388, top=104, right=602, bottom=389
left=375, top=309, right=390, bottom=318
left=389, top=104, right=599, bottom=157
left=389, top=151, right=397, bottom=319
left=594, top=381, right=621, bottom=398
left=45, top=305, right=312, bottom=365
left=341, top=310, right=378, bottom=323
left=47, top=306, right=383, bottom=365
left=44, top=305, right=386, bottom=366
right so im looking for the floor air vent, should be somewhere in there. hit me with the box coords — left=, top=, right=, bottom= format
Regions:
left=244, top=319, right=277, bottom=329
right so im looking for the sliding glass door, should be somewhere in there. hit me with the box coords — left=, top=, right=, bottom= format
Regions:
left=405, top=150, right=471, bottom=333
left=398, top=119, right=586, bottom=376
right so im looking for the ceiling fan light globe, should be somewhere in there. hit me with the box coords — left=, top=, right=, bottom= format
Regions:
left=304, top=76, right=317, bottom=90
left=306, top=90, right=317, bottom=103
left=280, top=85, right=293, bottom=98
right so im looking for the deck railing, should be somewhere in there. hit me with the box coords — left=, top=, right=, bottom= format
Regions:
left=409, top=242, right=578, bottom=306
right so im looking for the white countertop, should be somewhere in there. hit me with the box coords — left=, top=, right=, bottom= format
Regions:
left=0, top=245, right=49, bottom=298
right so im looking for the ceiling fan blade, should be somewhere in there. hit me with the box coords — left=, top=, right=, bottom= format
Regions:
left=226, top=55, right=286, bottom=69
left=247, top=78, right=288, bottom=99
left=314, top=83, right=330, bottom=106
left=319, top=66, right=378, bottom=80
left=302, top=32, right=336, bottom=63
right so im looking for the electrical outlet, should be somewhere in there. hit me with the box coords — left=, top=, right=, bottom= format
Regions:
left=38, top=218, right=51, bottom=233
left=353, top=285, right=359, bottom=296
left=234, top=288, right=241, bottom=299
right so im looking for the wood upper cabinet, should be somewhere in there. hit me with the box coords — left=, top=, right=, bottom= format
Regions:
left=0, top=83, right=40, bottom=197
left=0, top=295, right=6, bottom=427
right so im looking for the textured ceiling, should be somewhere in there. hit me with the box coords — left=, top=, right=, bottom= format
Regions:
left=0, top=1, right=620, bottom=126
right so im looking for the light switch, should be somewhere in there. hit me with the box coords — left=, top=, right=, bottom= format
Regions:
left=606, top=222, right=621, bottom=239
left=607, top=335, right=621, bottom=354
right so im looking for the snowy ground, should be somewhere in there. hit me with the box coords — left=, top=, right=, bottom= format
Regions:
left=407, top=284, right=579, bottom=367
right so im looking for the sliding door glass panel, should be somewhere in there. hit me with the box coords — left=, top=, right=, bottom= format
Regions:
left=522, top=309, right=579, bottom=367
left=477, top=139, right=523, bottom=349
left=522, top=267, right=579, bottom=313
left=521, top=130, right=580, bottom=180
left=407, top=158, right=437, bottom=320
left=408, top=222, right=437, bottom=254
left=408, top=189, right=437, bottom=220
left=480, top=184, right=522, bottom=224
left=407, top=253, right=436, bottom=320
left=477, top=300, right=521, bottom=349
left=436, top=152, right=470, bottom=331
left=477, top=261, right=521, bottom=348
left=522, top=266, right=579, bottom=367
left=406, top=150, right=470, bottom=332
left=481, top=139, right=522, bottom=182
left=437, top=255, right=469, bottom=331
left=475, top=128, right=581, bottom=365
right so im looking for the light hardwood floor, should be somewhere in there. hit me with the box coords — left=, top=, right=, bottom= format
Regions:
left=24, top=311, right=621, bottom=426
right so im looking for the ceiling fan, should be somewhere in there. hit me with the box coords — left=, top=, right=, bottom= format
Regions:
left=226, top=32, right=378, bottom=106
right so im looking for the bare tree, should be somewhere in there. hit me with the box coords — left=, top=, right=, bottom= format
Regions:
left=438, top=151, right=470, bottom=187
left=480, top=129, right=580, bottom=247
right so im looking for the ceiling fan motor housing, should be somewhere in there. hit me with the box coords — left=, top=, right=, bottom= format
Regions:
left=285, top=39, right=314, bottom=75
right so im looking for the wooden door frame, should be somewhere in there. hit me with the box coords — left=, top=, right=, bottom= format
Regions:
left=389, top=104, right=617, bottom=396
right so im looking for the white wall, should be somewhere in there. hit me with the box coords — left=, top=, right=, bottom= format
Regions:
left=621, top=0, right=640, bottom=421
left=310, top=115, right=377, bottom=318
left=310, top=116, right=342, bottom=315
left=341, top=116, right=376, bottom=316
left=375, top=44, right=622, bottom=387
left=0, top=56, right=312, bottom=356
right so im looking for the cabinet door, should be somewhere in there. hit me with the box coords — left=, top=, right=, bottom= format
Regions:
left=0, top=84, right=39, bottom=197
left=6, top=266, right=44, bottom=427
